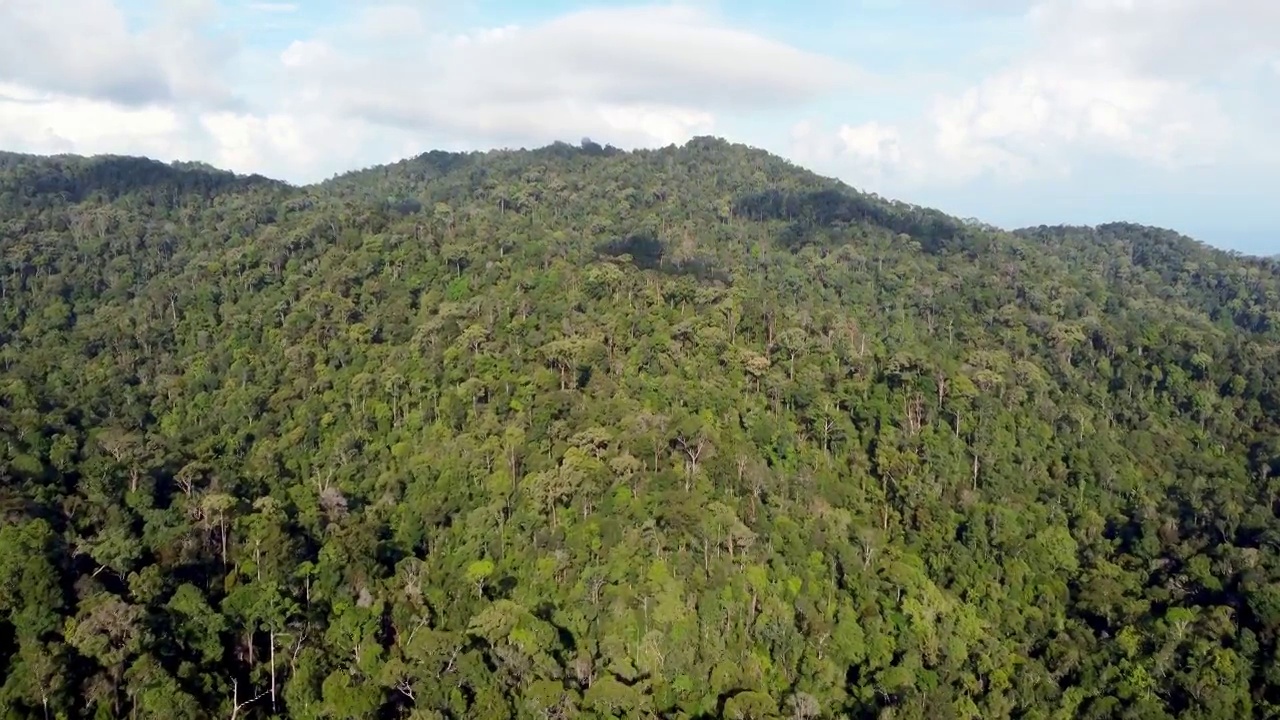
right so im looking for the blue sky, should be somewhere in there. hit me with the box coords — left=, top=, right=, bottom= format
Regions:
left=2, top=0, right=1278, bottom=254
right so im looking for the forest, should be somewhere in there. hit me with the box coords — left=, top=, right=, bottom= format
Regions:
left=2, top=137, right=1280, bottom=719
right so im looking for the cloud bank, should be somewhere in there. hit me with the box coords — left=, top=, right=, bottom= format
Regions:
left=0, top=1, right=857, bottom=181
left=793, top=0, right=1279, bottom=194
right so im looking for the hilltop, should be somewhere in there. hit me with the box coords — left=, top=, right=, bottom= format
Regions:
left=1, top=138, right=1279, bottom=719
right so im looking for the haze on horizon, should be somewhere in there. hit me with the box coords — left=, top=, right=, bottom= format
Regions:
left=1, top=0, right=1276, bottom=254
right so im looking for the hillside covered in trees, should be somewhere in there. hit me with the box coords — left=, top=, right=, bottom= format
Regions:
left=2, top=137, right=1280, bottom=719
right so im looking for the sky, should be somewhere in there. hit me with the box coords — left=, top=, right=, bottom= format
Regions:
left=1, top=0, right=1278, bottom=254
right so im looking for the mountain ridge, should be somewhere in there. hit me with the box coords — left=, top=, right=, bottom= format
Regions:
left=1, top=139, right=1262, bottom=261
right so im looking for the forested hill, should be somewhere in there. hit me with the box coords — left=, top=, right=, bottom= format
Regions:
left=2, top=137, right=1280, bottom=720
left=1014, top=222, right=1280, bottom=336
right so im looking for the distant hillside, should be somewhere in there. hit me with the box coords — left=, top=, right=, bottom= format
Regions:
left=1017, top=222, right=1280, bottom=335
left=0, top=151, right=283, bottom=207
left=1, top=138, right=1279, bottom=720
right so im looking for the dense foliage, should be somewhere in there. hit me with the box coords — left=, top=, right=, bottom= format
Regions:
left=3, top=138, right=1280, bottom=719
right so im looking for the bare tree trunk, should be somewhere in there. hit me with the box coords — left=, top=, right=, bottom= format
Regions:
left=270, top=630, right=277, bottom=714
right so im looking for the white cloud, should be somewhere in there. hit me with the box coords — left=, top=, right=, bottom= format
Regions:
left=282, top=4, right=856, bottom=149
left=0, top=1, right=857, bottom=182
left=929, top=62, right=1230, bottom=176
left=355, top=4, right=429, bottom=40
left=791, top=120, right=907, bottom=188
left=0, top=83, right=188, bottom=159
left=198, top=112, right=400, bottom=180
left=0, top=0, right=238, bottom=108
left=280, top=40, right=335, bottom=69
left=0, top=0, right=170, bottom=105
left=1025, top=0, right=1280, bottom=79
left=796, top=0, right=1278, bottom=190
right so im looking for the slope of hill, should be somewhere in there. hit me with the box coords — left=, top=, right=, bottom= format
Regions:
left=1015, top=222, right=1280, bottom=336
left=1, top=138, right=1280, bottom=719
